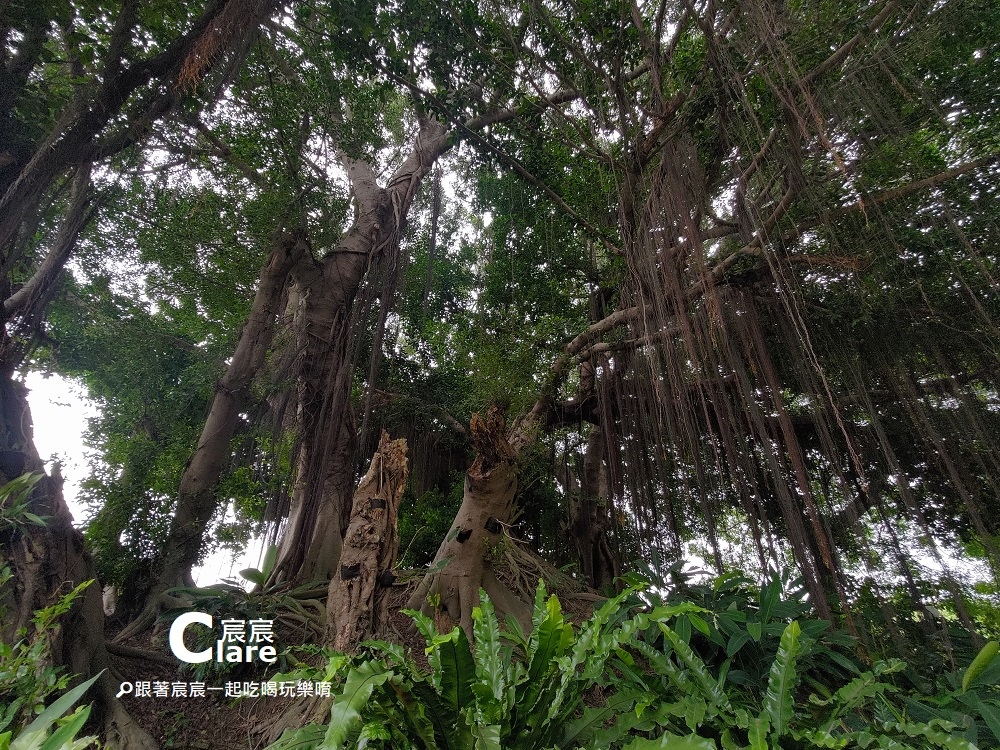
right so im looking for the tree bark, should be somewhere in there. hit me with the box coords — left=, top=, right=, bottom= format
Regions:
left=407, top=407, right=522, bottom=637
left=0, top=372, right=156, bottom=750
left=270, top=118, right=449, bottom=586
left=116, top=231, right=307, bottom=640
left=567, top=424, right=620, bottom=590
left=326, top=431, right=407, bottom=651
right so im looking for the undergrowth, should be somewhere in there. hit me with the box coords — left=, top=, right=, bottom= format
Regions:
left=266, top=574, right=1000, bottom=749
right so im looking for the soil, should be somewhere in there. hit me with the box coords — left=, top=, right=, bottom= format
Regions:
left=105, top=582, right=434, bottom=750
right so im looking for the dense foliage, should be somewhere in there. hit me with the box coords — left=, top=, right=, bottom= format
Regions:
left=1, top=0, right=999, bottom=744
left=268, top=579, right=1000, bottom=749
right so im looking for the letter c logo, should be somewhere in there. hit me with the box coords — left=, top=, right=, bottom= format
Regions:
left=168, top=612, right=213, bottom=663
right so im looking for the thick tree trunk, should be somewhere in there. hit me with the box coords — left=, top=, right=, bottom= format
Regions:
left=567, top=424, right=620, bottom=590
left=408, top=408, right=523, bottom=637
left=326, top=431, right=407, bottom=651
left=269, top=240, right=369, bottom=585
left=0, top=373, right=156, bottom=750
left=117, top=232, right=307, bottom=639
left=271, top=119, right=449, bottom=586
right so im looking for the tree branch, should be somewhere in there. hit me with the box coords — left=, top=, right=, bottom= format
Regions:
left=4, top=165, right=97, bottom=319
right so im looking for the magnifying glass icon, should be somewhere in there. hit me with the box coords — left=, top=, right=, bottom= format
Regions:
left=115, top=682, right=133, bottom=699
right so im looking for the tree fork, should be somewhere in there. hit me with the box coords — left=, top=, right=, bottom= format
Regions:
left=269, top=117, right=450, bottom=586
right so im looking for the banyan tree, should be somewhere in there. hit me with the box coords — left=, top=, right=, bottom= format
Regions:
left=3, top=2, right=999, bottom=738
left=402, top=0, right=1000, bottom=636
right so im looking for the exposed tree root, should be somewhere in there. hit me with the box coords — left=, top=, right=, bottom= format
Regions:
left=407, top=408, right=599, bottom=638
left=407, top=408, right=518, bottom=637
left=113, top=589, right=190, bottom=644
left=105, top=642, right=178, bottom=667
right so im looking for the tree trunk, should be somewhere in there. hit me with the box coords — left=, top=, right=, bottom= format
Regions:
left=326, top=431, right=407, bottom=651
left=567, top=424, right=620, bottom=590
left=0, top=372, right=156, bottom=750
left=268, top=237, right=371, bottom=585
left=117, top=231, right=307, bottom=639
left=270, top=118, right=449, bottom=586
left=408, top=407, right=523, bottom=637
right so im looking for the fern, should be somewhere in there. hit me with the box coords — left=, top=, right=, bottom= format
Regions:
left=659, top=623, right=732, bottom=713
left=762, top=620, right=802, bottom=737
left=322, top=661, right=393, bottom=750
left=471, top=594, right=510, bottom=725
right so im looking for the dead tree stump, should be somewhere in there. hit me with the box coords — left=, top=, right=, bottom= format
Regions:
left=325, top=431, right=408, bottom=651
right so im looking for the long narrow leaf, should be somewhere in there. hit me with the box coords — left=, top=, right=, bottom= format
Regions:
left=747, top=715, right=770, bottom=750
left=472, top=592, right=509, bottom=723
left=560, top=692, right=636, bottom=746
left=623, top=733, right=716, bottom=750
left=39, top=706, right=91, bottom=750
left=434, top=626, right=476, bottom=716
left=322, top=662, right=392, bottom=750
left=763, top=620, right=802, bottom=736
left=268, top=724, right=327, bottom=750
left=17, top=673, right=101, bottom=738
left=660, top=624, right=731, bottom=711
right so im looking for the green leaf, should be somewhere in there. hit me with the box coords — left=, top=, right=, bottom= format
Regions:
left=763, top=620, right=802, bottom=737
left=890, top=721, right=977, bottom=749
left=660, top=624, right=731, bottom=711
left=260, top=544, right=279, bottom=579
left=630, top=639, right=695, bottom=695
left=321, top=661, right=392, bottom=750
left=39, top=705, right=91, bottom=750
left=472, top=592, right=508, bottom=723
left=267, top=724, right=326, bottom=750
left=397, top=681, right=449, bottom=747
left=432, top=626, right=476, bottom=717
left=759, top=579, right=780, bottom=623
left=472, top=723, right=501, bottom=750
left=0, top=700, right=22, bottom=734
left=16, top=673, right=101, bottom=741
left=239, top=568, right=266, bottom=586
left=962, top=640, right=999, bottom=692
left=951, top=693, right=1000, bottom=745
left=726, top=631, right=752, bottom=658
left=748, top=715, right=770, bottom=750
left=526, top=592, right=569, bottom=690
left=688, top=614, right=711, bottom=637
left=358, top=722, right=391, bottom=742
left=623, top=733, right=716, bottom=750
left=561, top=692, right=635, bottom=746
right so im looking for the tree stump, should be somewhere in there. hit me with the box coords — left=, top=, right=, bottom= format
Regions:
left=325, top=431, right=408, bottom=651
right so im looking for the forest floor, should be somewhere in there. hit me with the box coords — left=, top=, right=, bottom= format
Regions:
left=107, top=544, right=598, bottom=749
left=108, top=597, right=428, bottom=750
